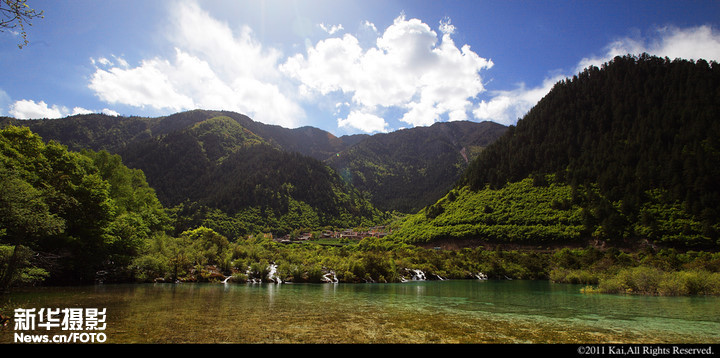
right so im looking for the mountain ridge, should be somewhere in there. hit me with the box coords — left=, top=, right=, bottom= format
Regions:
left=0, top=110, right=360, bottom=160
left=1, top=109, right=506, bottom=214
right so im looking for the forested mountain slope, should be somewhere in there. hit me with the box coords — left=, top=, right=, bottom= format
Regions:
left=114, top=115, right=382, bottom=237
left=326, top=120, right=507, bottom=213
left=0, top=110, right=361, bottom=160
left=2, top=109, right=506, bottom=216
left=392, top=54, right=720, bottom=250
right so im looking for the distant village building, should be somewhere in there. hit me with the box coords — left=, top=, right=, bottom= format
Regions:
left=275, top=226, right=390, bottom=244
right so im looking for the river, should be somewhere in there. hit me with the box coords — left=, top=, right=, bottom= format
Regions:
left=2, top=280, right=719, bottom=344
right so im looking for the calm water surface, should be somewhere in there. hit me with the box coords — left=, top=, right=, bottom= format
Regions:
left=2, top=280, right=719, bottom=344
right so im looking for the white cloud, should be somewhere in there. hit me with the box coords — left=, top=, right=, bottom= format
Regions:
left=9, top=100, right=66, bottom=119
left=319, top=23, right=344, bottom=35
left=338, top=110, right=389, bottom=133
left=475, top=25, right=720, bottom=126
left=281, top=34, right=363, bottom=97
left=438, top=17, right=455, bottom=35
left=577, top=25, right=720, bottom=72
left=89, top=53, right=194, bottom=112
left=96, top=57, right=112, bottom=67
left=91, top=55, right=130, bottom=69
left=281, top=14, right=493, bottom=132
left=101, top=108, right=120, bottom=116
left=8, top=99, right=121, bottom=119
left=87, top=0, right=304, bottom=128
left=71, top=107, right=94, bottom=115
left=473, top=75, right=565, bottom=126
left=362, top=20, right=378, bottom=33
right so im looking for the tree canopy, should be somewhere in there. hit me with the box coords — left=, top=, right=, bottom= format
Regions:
left=0, top=126, right=168, bottom=289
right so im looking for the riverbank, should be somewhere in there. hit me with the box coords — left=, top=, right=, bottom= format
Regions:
left=127, top=233, right=720, bottom=296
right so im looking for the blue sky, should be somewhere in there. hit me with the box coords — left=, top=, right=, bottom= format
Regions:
left=1, top=0, right=719, bottom=135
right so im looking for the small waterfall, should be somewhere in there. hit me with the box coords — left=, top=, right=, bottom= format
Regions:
left=401, top=269, right=427, bottom=282
left=475, top=272, right=488, bottom=280
left=267, top=263, right=283, bottom=284
left=222, top=275, right=232, bottom=284
left=322, top=271, right=338, bottom=283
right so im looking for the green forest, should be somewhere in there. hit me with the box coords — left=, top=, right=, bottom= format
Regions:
left=0, top=125, right=168, bottom=288
left=326, top=120, right=506, bottom=213
left=117, top=116, right=383, bottom=238
left=1, top=54, right=720, bottom=296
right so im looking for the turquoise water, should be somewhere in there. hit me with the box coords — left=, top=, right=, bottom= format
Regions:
left=2, top=280, right=719, bottom=343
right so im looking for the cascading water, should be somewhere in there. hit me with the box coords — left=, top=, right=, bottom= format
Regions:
left=267, top=263, right=282, bottom=283
left=222, top=265, right=488, bottom=284
left=322, top=271, right=339, bottom=283
left=401, top=269, right=427, bottom=282
left=411, top=269, right=426, bottom=281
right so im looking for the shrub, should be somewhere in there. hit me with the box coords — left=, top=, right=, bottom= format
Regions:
left=593, top=268, right=720, bottom=296
left=550, top=268, right=600, bottom=285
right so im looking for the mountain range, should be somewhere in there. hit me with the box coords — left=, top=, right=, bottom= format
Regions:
left=1, top=109, right=506, bottom=236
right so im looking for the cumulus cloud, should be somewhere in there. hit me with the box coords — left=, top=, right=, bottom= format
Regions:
left=88, top=0, right=304, bottom=128
left=338, top=110, right=389, bottom=133
left=281, top=14, right=493, bottom=132
left=89, top=53, right=195, bottom=112
left=9, top=100, right=67, bottom=119
left=475, top=25, right=720, bottom=126
left=8, top=99, right=119, bottom=119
